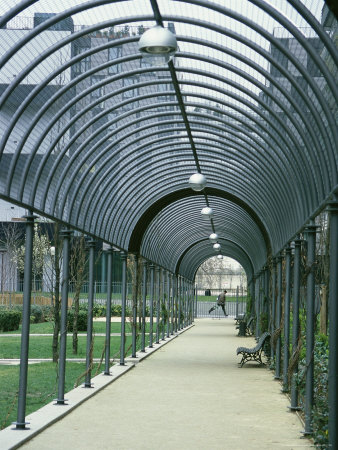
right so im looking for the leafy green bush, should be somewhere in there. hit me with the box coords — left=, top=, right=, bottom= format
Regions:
left=296, top=333, right=328, bottom=449
left=93, top=303, right=106, bottom=317
left=0, top=309, right=22, bottom=332
left=30, top=305, right=43, bottom=323
left=111, top=304, right=122, bottom=316
left=67, top=309, right=87, bottom=332
left=312, top=334, right=328, bottom=448
left=40, top=305, right=53, bottom=322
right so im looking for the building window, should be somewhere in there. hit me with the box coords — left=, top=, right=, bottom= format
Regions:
left=108, top=46, right=122, bottom=74
left=74, top=46, right=91, bottom=75
left=291, top=77, right=308, bottom=113
left=91, top=75, right=105, bottom=108
left=122, top=77, right=138, bottom=99
left=107, top=111, right=118, bottom=133
left=270, top=39, right=289, bottom=77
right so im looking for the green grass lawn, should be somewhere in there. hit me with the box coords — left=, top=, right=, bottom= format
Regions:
left=3, top=320, right=151, bottom=335
left=0, top=362, right=104, bottom=430
left=0, top=334, right=134, bottom=359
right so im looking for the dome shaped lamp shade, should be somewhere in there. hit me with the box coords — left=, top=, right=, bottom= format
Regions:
left=138, top=25, right=177, bottom=65
left=213, top=243, right=221, bottom=251
left=209, top=233, right=218, bottom=243
left=201, top=207, right=213, bottom=218
left=189, top=173, right=206, bottom=191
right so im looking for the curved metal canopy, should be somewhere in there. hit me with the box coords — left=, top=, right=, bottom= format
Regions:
left=0, top=0, right=337, bottom=280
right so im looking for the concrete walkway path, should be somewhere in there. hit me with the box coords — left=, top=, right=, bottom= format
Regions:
left=18, top=319, right=313, bottom=449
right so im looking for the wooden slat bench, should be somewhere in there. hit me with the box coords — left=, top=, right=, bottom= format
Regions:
left=236, top=332, right=271, bottom=367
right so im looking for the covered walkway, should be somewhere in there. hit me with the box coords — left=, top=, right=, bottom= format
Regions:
left=20, top=319, right=312, bottom=449
left=0, top=1, right=337, bottom=447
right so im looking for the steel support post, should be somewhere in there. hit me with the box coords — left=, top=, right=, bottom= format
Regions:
left=104, top=247, right=113, bottom=375
left=56, top=228, right=72, bottom=403
left=282, top=244, right=292, bottom=392
left=149, top=264, right=155, bottom=347
left=189, top=282, right=192, bottom=325
left=250, top=276, right=255, bottom=318
left=236, top=286, right=239, bottom=318
left=119, top=251, right=127, bottom=365
left=174, top=275, right=178, bottom=333
left=290, top=236, right=302, bottom=410
left=195, top=284, right=198, bottom=319
left=328, top=199, right=338, bottom=449
left=304, top=222, right=317, bottom=435
left=131, top=254, right=139, bottom=358
left=171, top=274, right=175, bottom=334
left=275, top=254, right=283, bottom=379
left=101, top=251, right=106, bottom=293
left=264, top=266, right=270, bottom=328
left=178, top=276, right=182, bottom=330
left=141, top=261, right=147, bottom=352
left=255, top=273, right=261, bottom=338
left=15, top=211, right=36, bottom=429
left=85, top=239, right=96, bottom=387
left=161, top=269, right=165, bottom=340
left=166, top=271, right=170, bottom=338
left=155, top=267, right=160, bottom=344
left=270, top=259, right=277, bottom=364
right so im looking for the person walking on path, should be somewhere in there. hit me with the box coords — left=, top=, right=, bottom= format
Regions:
left=208, top=290, right=228, bottom=316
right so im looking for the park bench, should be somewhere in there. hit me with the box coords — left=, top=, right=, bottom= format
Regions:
left=236, top=316, right=254, bottom=336
left=234, top=313, right=245, bottom=325
left=236, top=331, right=271, bottom=367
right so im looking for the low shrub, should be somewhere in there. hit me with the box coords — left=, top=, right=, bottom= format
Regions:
left=0, top=309, right=22, bottom=332
left=111, top=304, right=122, bottom=316
left=67, top=309, right=88, bottom=332
left=30, top=305, right=43, bottom=323
left=93, top=303, right=106, bottom=317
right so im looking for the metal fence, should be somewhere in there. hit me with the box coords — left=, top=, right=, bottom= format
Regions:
left=195, top=301, right=246, bottom=318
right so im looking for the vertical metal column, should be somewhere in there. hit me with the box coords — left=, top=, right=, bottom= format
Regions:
left=178, top=276, right=181, bottom=330
left=56, top=228, right=72, bottom=403
left=290, top=236, right=302, bottom=410
left=264, top=267, right=270, bottom=331
left=104, top=247, right=113, bottom=375
left=195, top=284, right=198, bottom=319
left=162, top=269, right=166, bottom=340
left=304, top=222, right=317, bottom=435
left=282, top=244, right=292, bottom=392
left=171, top=274, right=175, bottom=334
left=85, top=239, right=96, bottom=387
left=132, top=253, right=139, bottom=358
left=275, top=254, right=283, bottom=380
left=255, top=273, right=261, bottom=338
left=270, top=259, right=277, bottom=364
left=174, top=274, right=178, bottom=333
left=101, top=251, right=106, bottom=293
left=15, top=211, right=36, bottom=429
left=328, top=198, right=338, bottom=449
left=120, top=251, right=127, bottom=365
left=250, top=276, right=255, bottom=319
left=149, top=264, right=155, bottom=348
left=188, top=281, right=192, bottom=325
left=236, top=286, right=239, bottom=318
left=166, top=271, right=170, bottom=338
left=155, top=267, right=160, bottom=344
left=141, top=261, right=147, bottom=352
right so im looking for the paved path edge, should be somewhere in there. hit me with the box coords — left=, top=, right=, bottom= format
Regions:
left=0, top=325, right=194, bottom=450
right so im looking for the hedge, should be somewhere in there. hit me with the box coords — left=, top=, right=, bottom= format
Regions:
left=0, top=309, right=22, bottom=332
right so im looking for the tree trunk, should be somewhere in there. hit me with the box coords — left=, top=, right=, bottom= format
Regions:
left=72, top=288, right=80, bottom=354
